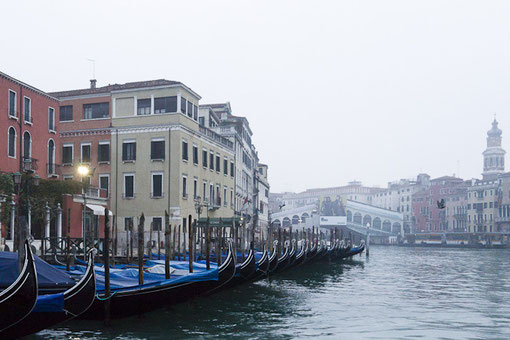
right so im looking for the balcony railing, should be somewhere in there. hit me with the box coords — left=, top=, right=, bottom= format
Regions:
left=199, top=126, right=234, bottom=150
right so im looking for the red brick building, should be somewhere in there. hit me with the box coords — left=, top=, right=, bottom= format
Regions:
left=1, top=71, right=60, bottom=178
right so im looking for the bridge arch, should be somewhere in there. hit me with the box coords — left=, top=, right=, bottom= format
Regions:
left=382, top=220, right=391, bottom=232
left=301, top=213, right=309, bottom=223
left=282, top=217, right=291, bottom=227
left=346, top=210, right=352, bottom=222
left=392, top=222, right=402, bottom=234
left=363, top=215, right=372, bottom=227
left=292, top=215, right=300, bottom=225
left=353, top=212, right=362, bottom=225
left=273, top=219, right=281, bottom=227
left=373, top=217, right=381, bottom=229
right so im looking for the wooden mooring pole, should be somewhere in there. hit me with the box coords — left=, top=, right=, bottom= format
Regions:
left=138, top=213, right=145, bottom=285
left=165, top=211, right=170, bottom=279
left=206, top=217, right=210, bottom=270
left=104, top=208, right=111, bottom=325
left=188, top=217, right=193, bottom=273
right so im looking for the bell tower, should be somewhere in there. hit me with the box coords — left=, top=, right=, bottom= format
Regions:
left=482, top=118, right=505, bottom=180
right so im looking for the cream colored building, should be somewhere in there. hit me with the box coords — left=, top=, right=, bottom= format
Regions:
left=110, top=81, right=235, bottom=253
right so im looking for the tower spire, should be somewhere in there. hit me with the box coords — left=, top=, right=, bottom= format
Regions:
left=482, top=118, right=505, bottom=180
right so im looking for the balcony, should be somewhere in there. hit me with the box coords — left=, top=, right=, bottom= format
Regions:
left=199, top=126, right=234, bottom=150
left=496, top=216, right=510, bottom=223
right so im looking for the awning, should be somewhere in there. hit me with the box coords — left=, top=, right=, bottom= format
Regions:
left=86, top=204, right=112, bottom=216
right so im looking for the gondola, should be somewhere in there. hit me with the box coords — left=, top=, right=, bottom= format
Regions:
left=286, top=240, right=297, bottom=267
left=267, top=241, right=279, bottom=274
left=1, top=249, right=96, bottom=339
left=80, top=239, right=236, bottom=319
left=0, top=240, right=38, bottom=332
left=273, top=242, right=290, bottom=273
left=247, top=248, right=269, bottom=282
left=339, top=243, right=365, bottom=259
left=221, top=247, right=256, bottom=289
left=304, top=242, right=318, bottom=263
left=288, top=240, right=307, bottom=268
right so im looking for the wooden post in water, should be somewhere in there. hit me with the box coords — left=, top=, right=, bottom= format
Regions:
left=103, top=208, right=111, bottom=325
left=171, top=224, right=176, bottom=261
left=206, top=217, right=210, bottom=270
left=148, top=222, right=153, bottom=259
left=165, top=211, right=170, bottom=279
left=66, top=208, right=71, bottom=271
left=233, top=218, right=238, bottom=259
left=188, top=217, right=193, bottom=273
left=278, top=227, right=282, bottom=256
left=177, top=224, right=181, bottom=261
left=138, top=213, right=145, bottom=285
left=217, top=218, right=223, bottom=265
left=157, top=222, right=161, bottom=260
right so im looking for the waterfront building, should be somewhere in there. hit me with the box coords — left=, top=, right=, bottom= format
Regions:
left=497, top=172, right=510, bottom=232
left=255, top=163, right=270, bottom=239
left=0, top=71, right=61, bottom=240
left=482, top=119, right=505, bottom=180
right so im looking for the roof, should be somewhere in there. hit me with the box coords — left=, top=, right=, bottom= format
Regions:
left=430, top=176, right=463, bottom=182
left=0, top=71, right=60, bottom=102
left=49, top=79, right=183, bottom=98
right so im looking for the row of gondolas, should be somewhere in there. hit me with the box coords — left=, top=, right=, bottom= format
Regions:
left=0, top=237, right=364, bottom=338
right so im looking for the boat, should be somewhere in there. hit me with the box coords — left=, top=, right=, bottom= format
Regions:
left=304, top=242, right=318, bottom=263
left=1, top=249, right=96, bottom=338
left=288, top=240, right=307, bottom=268
left=339, top=243, right=365, bottom=259
left=267, top=241, right=279, bottom=274
left=273, top=242, right=290, bottom=273
left=221, top=248, right=256, bottom=289
left=249, top=248, right=269, bottom=281
left=80, top=239, right=236, bottom=319
left=0, top=240, right=38, bottom=332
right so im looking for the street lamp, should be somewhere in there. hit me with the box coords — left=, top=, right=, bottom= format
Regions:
left=78, top=164, right=90, bottom=259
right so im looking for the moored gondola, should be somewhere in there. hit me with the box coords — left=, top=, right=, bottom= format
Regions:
left=0, top=240, right=38, bottom=333
left=289, top=240, right=307, bottom=268
left=267, top=241, right=279, bottom=274
left=1, top=249, right=96, bottom=339
left=221, top=247, right=256, bottom=289
left=304, top=242, right=318, bottom=263
left=339, top=242, right=365, bottom=259
left=80, top=239, right=236, bottom=319
left=273, top=242, right=290, bottom=273
left=248, top=248, right=269, bottom=282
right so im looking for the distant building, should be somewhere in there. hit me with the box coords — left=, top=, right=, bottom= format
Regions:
left=482, top=119, right=505, bottom=180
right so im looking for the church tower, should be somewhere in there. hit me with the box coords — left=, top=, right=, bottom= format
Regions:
left=482, top=119, right=505, bottom=180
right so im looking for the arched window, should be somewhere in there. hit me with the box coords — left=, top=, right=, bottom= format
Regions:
left=23, top=131, right=31, bottom=160
left=48, top=139, right=55, bottom=174
left=8, top=127, right=16, bottom=158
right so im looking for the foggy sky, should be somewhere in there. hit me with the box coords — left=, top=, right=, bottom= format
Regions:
left=1, top=0, right=509, bottom=193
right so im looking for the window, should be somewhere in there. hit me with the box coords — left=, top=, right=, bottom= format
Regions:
left=154, top=96, right=177, bottom=114
left=98, top=142, right=110, bottom=162
left=199, top=116, right=205, bottom=126
left=182, top=141, right=188, bottom=161
left=216, top=155, right=220, bottom=172
left=47, top=139, right=55, bottom=175
left=81, top=143, right=91, bottom=163
left=24, top=97, right=31, bottom=123
left=137, top=98, right=151, bottom=115
left=209, top=152, right=214, bottom=170
left=8, top=127, right=16, bottom=158
left=202, top=149, right=208, bottom=167
left=152, top=217, right=162, bottom=231
left=63, top=175, right=74, bottom=181
left=151, top=140, right=165, bottom=160
left=193, top=145, right=198, bottom=164
left=59, top=105, right=73, bottom=121
left=99, top=175, right=109, bottom=197
left=193, top=178, right=198, bottom=199
left=230, top=190, right=233, bottom=207
left=124, top=174, right=135, bottom=198
left=210, top=183, right=214, bottom=202
left=23, top=131, right=31, bottom=159
left=62, top=144, right=73, bottom=164
left=187, top=101, right=193, bottom=118
left=8, top=90, right=16, bottom=118
left=181, top=97, right=187, bottom=114
left=203, top=181, right=207, bottom=201
left=230, top=161, right=234, bottom=177
left=182, top=176, right=187, bottom=198
left=124, top=217, right=133, bottom=231
left=224, top=187, right=227, bottom=206
left=193, top=105, right=198, bottom=121
left=223, top=159, right=228, bottom=175
left=48, top=107, right=56, bottom=131
left=83, top=102, right=109, bottom=119
left=265, top=189, right=269, bottom=198
left=152, top=173, right=163, bottom=198
left=122, top=140, right=136, bottom=161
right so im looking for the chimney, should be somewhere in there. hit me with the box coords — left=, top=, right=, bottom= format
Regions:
left=90, top=79, right=97, bottom=89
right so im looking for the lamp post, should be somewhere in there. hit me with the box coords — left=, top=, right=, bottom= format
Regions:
left=78, top=164, right=90, bottom=259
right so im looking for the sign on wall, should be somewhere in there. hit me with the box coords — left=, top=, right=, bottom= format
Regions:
left=319, top=216, right=347, bottom=226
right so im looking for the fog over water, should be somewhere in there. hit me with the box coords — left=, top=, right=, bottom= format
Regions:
left=1, top=1, right=509, bottom=192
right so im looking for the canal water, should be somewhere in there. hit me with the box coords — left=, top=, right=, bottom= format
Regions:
left=33, top=246, right=510, bottom=339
